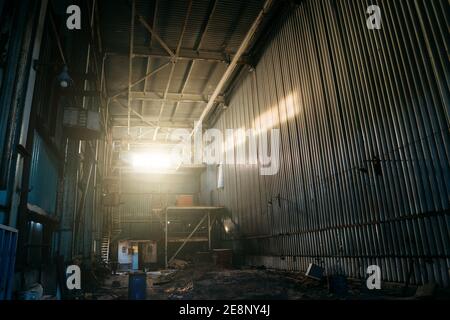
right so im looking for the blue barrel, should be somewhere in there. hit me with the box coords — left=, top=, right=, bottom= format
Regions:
left=128, top=272, right=147, bottom=300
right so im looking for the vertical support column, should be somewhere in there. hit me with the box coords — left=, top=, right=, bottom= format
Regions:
left=164, top=207, right=168, bottom=268
left=59, top=139, right=79, bottom=260
left=208, top=211, right=211, bottom=251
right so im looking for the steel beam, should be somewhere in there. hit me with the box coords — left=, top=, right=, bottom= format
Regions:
left=127, top=91, right=224, bottom=103
left=109, top=62, right=171, bottom=100
left=111, top=118, right=196, bottom=129
left=154, top=0, right=193, bottom=140
left=138, top=16, right=175, bottom=59
left=113, top=97, right=157, bottom=128
left=192, top=0, right=275, bottom=134
left=142, top=0, right=159, bottom=116
left=106, top=47, right=251, bottom=65
left=171, top=0, right=218, bottom=120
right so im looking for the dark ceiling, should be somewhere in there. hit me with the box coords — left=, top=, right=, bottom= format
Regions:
left=99, top=0, right=266, bottom=144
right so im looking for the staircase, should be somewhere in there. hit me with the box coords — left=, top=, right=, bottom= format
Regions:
left=101, top=208, right=123, bottom=265
left=100, top=233, right=110, bottom=263
left=100, top=176, right=122, bottom=265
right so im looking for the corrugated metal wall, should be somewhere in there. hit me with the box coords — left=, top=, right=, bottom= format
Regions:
left=202, top=0, right=450, bottom=286
left=28, top=131, right=59, bottom=215
left=115, top=175, right=200, bottom=239
left=0, top=224, right=17, bottom=300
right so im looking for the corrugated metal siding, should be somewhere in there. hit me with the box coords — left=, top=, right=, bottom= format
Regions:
left=119, top=194, right=153, bottom=220
left=28, top=131, right=59, bottom=215
left=202, top=0, right=450, bottom=286
left=115, top=175, right=200, bottom=239
left=0, top=224, right=17, bottom=300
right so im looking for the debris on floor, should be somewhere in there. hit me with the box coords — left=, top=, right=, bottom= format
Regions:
left=169, top=259, right=190, bottom=269
left=305, top=263, right=325, bottom=280
left=97, top=265, right=450, bottom=300
left=148, top=270, right=177, bottom=285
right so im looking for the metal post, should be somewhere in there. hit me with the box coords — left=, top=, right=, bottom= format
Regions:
left=72, top=161, right=94, bottom=252
left=164, top=207, right=168, bottom=268
left=208, top=212, right=211, bottom=250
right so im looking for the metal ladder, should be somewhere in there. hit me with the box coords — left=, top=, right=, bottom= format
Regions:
left=100, top=232, right=110, bottom=264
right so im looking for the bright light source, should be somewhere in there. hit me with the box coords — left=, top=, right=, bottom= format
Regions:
left=223, top=218, right=234, bottom=234
left=131, top=151, right=178, bottom=170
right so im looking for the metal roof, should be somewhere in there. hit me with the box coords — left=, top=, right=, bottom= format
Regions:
left=99, top=0, right=265, bottom=143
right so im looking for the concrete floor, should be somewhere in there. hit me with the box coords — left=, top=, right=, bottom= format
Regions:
left=90, top=265, right=450, bottom=300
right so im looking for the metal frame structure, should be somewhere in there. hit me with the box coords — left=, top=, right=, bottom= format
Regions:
left=161, top=206, right=223, bottom=268
left=105, top=0, right=275, bottom=148
left=169, top=0, right=218, bottom=121
left=105, top=47, right=251, bottom=65
left=192, top=0, right=274, bottom=135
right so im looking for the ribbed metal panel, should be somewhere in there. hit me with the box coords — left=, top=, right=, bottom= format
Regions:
left=0, top=224, right=17, bottom=300
left=202, top=0, right=450, bottom=286
left=103, top=0, right=265, bottom=125
left=119, top=194, right=153, bottom=220
left=28, top=132, right=59, bottom=215
left=115, top=174, right=200, bottom=239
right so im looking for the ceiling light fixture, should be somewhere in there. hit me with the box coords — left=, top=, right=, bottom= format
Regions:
left=57, top=65, right=73, bottom=88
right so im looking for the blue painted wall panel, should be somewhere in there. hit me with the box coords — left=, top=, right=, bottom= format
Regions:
left=28, top=131, right=58, bottom=215
left=0, top=224, right=18, bottom=300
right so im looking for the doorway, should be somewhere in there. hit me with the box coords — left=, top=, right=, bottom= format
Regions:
left=131, top=243, right=139, bottom=270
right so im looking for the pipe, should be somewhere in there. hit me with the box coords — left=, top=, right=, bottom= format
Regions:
left=192, top=0, right=275, bottom=135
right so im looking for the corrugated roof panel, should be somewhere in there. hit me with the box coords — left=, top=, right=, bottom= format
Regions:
left=101, top=0, right=266, bottom=138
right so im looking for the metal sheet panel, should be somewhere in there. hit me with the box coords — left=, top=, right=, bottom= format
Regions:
left=201, top=0, right=450, bottom=286
left=28, top=131, right=59, bottom=215
left=0, top=224, right=18, bottom=300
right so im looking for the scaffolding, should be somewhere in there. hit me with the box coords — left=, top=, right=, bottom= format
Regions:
left=157, top=206, right=224, bottom=268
